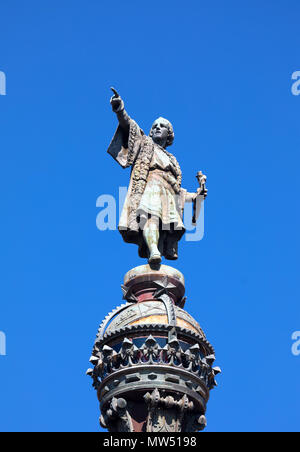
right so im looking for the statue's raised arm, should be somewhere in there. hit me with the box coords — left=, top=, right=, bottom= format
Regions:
left=110, top=87, right=131, bottom=134
left=107, top=87, right=144, bottom=169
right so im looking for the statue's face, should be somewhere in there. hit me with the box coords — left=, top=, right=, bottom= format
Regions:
left=151, top=118, right=169, bottom=147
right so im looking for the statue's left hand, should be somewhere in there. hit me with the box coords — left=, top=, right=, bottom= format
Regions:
left=197, top=186, right=208, bottom=199
left=196, top=171, right=207, bottom=199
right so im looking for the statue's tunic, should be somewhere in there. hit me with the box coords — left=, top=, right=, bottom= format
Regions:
left=137, top=147, right=184, bottom=228
left=107, top=118, right=186, bottom=259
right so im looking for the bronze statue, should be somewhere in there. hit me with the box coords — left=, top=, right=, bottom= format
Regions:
left=107, top=88, right=207, bottom=265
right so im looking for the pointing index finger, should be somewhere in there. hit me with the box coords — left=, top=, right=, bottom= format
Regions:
left=110, top=87, right=120, bottom=98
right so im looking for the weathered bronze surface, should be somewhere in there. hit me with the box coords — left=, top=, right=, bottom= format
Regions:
left=88, top=265, right=220, bottom=432
left=107, top=88, right=207, bottom=265
left=87, top=90, right=219, bottom=432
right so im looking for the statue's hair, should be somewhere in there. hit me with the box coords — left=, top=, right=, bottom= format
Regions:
left=149, top=117, right=174, bottom=147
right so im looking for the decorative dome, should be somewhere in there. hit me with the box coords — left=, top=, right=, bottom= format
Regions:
left=105, top=301, right=205, bottom=337
left=88, top=265, right=220, bottom=432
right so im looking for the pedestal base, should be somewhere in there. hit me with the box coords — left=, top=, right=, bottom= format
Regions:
left=87, top=265, right=220, bottom=432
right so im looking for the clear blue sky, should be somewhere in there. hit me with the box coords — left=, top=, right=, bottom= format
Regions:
left=0, top=0, right=299, bottom=432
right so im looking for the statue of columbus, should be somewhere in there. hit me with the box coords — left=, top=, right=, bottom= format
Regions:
left=107, top=88, right=207, bottom=265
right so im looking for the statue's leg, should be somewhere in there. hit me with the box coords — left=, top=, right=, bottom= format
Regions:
left=143, top=215, right=161, bottom=265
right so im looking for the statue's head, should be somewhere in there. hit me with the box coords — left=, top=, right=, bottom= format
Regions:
left=149, top=117, right=174, bottom=148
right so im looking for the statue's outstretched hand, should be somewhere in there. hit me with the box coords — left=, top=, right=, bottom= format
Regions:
left=110, top=87, right=124, bottom=112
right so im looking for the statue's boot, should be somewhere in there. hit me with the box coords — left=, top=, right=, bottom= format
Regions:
left=165, top=250, right=178, bottom=260
left=148, top=245, right=162, bottom=265
left=165, top=237, right=178, bottom=260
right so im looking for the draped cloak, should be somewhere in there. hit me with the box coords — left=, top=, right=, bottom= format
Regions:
left=107, top=118, right=187, bottom=259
